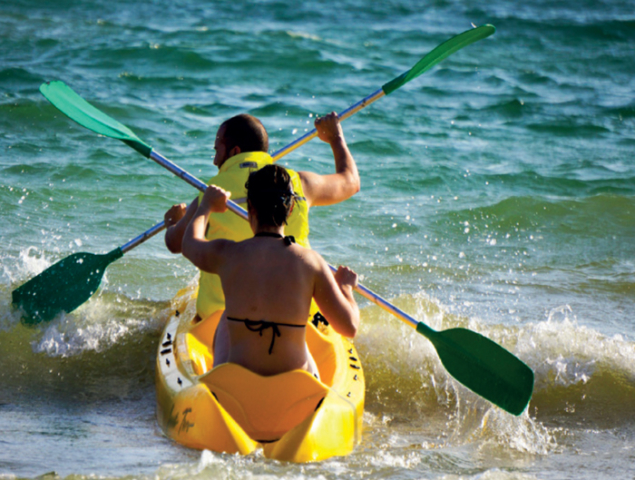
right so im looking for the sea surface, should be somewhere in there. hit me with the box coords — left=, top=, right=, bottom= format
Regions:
left=1, top=0, right=634, bottom=478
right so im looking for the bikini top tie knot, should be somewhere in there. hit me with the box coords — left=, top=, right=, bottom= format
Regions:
left=254, top=231, right=296, bottom=246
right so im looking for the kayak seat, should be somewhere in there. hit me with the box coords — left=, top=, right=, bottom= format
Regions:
left=200, top=363, right=330, bottom=443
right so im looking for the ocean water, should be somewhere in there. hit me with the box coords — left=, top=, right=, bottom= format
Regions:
left=1, top=0, right=635, bottom=478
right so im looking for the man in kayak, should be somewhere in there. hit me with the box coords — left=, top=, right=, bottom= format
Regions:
left=181, top=164, right=360, bottom=377
left=163, top=112, right=360, bottom=324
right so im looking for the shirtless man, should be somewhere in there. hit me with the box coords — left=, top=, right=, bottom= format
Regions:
left=181, top=164, right=359, bottom=377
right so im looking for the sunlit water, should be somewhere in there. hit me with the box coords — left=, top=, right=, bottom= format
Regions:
left=1, top=0, right=634, bottom=478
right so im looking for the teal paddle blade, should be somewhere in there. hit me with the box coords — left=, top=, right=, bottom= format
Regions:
left=12, top=248, right=123, bottom=325
left=40, top=81, right=152, bottom=157
left=417, top=323, right=534, bottom=415
left=382, top=24, right=496, bottom=95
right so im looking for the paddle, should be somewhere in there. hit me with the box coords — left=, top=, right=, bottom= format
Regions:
left=35, top=24, right=496, bottom=163
left=18, top=27, right=533, bottom=414
left=34, top=79, right=532, bottom=415
left=16, top=24, right=496, bottom=323
left=360, top=293, right=534, bottom=416
left=13, top=221, right=166, bottom=324
left=271, top=24, right=496, bottom=160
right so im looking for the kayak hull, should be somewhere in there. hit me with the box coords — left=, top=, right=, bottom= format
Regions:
left=155, top=287, right=364, bottom=462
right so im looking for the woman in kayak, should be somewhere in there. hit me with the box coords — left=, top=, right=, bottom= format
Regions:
left=182, top=164, right=360, bottom=378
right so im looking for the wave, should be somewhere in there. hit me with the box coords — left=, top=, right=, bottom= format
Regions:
left=526, top=121, right=610, bottom=137
left=0, top=67, right=46, bottom=93
left=357, top=292, right=635, bottom=452
left=439, top=193, right=635, bottom=237
left=603, top=102, right=635, bottom=120
left=2, top=282, right=632, bottom=458
left=358, top=297, right=573, bottom=420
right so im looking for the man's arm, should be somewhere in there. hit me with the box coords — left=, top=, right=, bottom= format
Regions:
left=298, top=112, right=360, bottom=207
left=164, top=197, right=199, bottom=254
left=181, top=185, right=232, bottom=273
left=312, top=258, right=360, bottom=338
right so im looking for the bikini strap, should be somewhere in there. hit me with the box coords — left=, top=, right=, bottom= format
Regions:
left=226, top=317, right=305, bottom=354
left=253, top=231, right=295, bottom=246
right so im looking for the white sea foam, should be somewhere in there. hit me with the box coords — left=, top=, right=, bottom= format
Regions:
left=32, top=310, right=134, bottom=357
left=437, top=471, right=540, bottom=480
left=2, top=247, right=53, bottom=286
left=29, top=291, right=163, bottom=357
left=285, top=30, right=322, bottom=42
left=518, top=304, right=635, bottom=389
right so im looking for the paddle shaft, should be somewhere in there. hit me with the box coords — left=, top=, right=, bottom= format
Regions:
left=120, top=218, right=167, bottom=254
left=271, top=89, right=385, bottom=161
left=39, top=25, right=496, bottom=258
left=116, top=149, right=243, bottom=255
left=151, top=148, right=421, bottom=331
left=149, top=150, right=250, bottom=222
left=333, top=268, right=418, bottom=329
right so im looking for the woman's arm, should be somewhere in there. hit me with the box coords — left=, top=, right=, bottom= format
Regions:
left=164, top=197, right=198, bottom=253
left=312, top=257, right=360, bottom=338
left=181, top=185, right=233, bottom=273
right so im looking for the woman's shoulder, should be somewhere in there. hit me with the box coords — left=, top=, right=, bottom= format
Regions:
left=288, top=242, right=328, bottom=270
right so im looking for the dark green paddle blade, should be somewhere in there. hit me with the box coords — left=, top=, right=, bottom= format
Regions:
left=12, top=248, right=123, bottom=325
left=382, top=24, right=496, bottom=95
left=417, top=323, right=533, bottom=415
left=39, top=81, right=152, bottom=157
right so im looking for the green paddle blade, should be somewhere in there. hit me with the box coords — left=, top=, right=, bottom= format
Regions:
left=39, top=81, right=152, bottom=157
left=12, top=248, right=123, bottom=325
left=382, top=24, right=496, bottom=95
left=416, top=323, right=533, bottom=415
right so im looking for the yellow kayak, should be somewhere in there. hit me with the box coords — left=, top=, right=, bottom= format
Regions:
left=155, top=287, right=365, bottom=462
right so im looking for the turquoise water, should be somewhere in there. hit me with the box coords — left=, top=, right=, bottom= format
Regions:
left=2, top=0, right=635, bottom=478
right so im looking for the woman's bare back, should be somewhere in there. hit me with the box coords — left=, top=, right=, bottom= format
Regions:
left=214, top=235, right=320, bottom=376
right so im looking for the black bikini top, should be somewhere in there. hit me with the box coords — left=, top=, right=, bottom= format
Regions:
left=227, top=232, right=300, bottom=354
left=254, top=231, right=296, bottom=246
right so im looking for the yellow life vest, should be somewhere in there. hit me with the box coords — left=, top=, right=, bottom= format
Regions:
left=196, top=151, right=310, bottom=319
